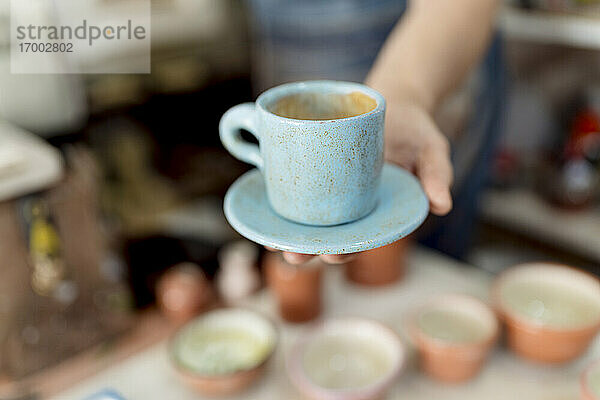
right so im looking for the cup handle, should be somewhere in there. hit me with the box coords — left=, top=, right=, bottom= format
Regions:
left=219, top=103, right=263, bottom=169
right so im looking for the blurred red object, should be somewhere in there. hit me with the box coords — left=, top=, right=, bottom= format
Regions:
left=156, top=263, right=213, bottom=323
left=565, top=108, right=600, bottom=160
left=540, top=105, right=600, bottom=209
left=491, top=148, right=521, bottom=188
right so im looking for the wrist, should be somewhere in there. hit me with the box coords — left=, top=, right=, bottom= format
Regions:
left=365, top=74, right=436, bottom=113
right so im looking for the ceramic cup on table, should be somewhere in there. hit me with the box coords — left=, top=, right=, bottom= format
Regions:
left=345, top=238, right=410, bottom=287
left=409, top=294, right=499, bottom=383
left=220, top=80, right=385, bottom=226
left=170, top=308, right=277, bottom=397
left=492, top=262, right=600, bottom=364
left=264, top=252, right=323, bottom=323
left=287, top=318, right=405, bottom=400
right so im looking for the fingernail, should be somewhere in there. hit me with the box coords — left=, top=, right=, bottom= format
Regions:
left=433, top=190, right=452, bottom=215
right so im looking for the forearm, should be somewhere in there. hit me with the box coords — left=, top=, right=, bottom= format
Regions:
left=366, top=0, right=500, bottom=113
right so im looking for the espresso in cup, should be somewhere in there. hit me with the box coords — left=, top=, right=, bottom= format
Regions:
left=220, top=81, right=385, bottom=226
left=269, top=91, right=377, bottom=120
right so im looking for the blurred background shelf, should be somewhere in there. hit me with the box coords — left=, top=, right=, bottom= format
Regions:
left=500, top=5, right=600, bottom=49
left=480, top=187, right=600, bottom=263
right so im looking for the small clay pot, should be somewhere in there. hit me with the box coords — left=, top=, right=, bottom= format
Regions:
left=345, top=238, right=410, bottom=287
left=492, top=263, right=600, bottom=364
left=581, top=359, right=600, bottom=400
left=264, top=252, right=323, bottom=323
left=409, top=295, right=498, bottom=383
left=156, top=263, right=213, bottom=323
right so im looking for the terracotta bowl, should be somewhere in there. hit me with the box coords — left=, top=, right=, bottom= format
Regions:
left=170, top=308, right=277, bottom=396
left=582, top=359, right=600, bottom=400
left=287, top=318, right=405, bottom=400
left=492, top=263, right=600, bottom=364
left=409, top=294, right=498, bottom=383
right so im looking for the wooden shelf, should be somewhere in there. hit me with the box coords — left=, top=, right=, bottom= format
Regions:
left=500, top=5, right=600, bottom=50
left=480, top=188, right=600, bottom=263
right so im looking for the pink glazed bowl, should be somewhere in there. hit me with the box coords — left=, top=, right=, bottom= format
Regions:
left=287, top=318, right=405, bottom=400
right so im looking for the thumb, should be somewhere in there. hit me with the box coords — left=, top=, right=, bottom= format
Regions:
left=416, top=141, right=453, bottom=216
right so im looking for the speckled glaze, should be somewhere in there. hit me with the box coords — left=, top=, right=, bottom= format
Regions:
left=220, top=81, right=385, bottom=226
left=223, top=163, right=429, bottom=255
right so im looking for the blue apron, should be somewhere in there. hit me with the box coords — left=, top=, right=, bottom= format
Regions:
left=248, top=0, right=407, bottom=88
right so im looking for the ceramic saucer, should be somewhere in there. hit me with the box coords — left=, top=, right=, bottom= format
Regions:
left=223, top=163, right=429, bottom=255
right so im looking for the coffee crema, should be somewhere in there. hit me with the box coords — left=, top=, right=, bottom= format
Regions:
left=268, top=91, right=377, bottom=120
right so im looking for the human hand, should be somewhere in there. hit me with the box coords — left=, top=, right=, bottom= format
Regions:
left=383, top=100, right=453, bottom=216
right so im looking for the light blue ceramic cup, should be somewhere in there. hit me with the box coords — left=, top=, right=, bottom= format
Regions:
left=220, top=80, right=385, bottom=226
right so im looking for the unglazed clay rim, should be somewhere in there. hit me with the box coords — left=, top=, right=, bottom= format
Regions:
left=223, top=163, right=429, bottom=255
left=169, top=307, right=278, bottom=380
left=491, top=262, right=600, bottom=333
left=408, top=294, right=499, bottom=351
left=582, top=359, right=600, bottom=400
left=287, top=317, right=405, bottom=400
left=256, top=80, right=385, bottom=125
